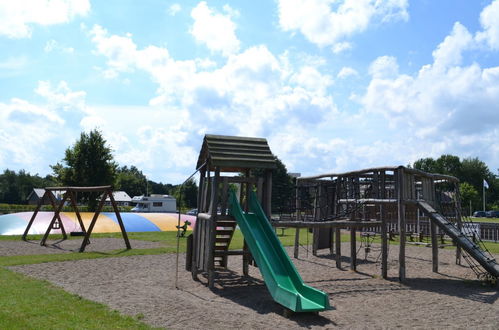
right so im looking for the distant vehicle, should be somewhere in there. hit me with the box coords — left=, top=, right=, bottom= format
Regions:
left=131, top=195, right=176, bottom=213
left=186, top=208, right=198, bottom=216
left=486, top=210, right=499, bottom=218
left=473, top=211, right=487, bottom=218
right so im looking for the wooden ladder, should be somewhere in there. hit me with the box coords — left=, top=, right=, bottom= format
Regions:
left=213, top=216, right=237, bottom=268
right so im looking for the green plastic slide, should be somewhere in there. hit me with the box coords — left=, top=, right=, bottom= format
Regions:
left=229, top=190, right=330, bottom=312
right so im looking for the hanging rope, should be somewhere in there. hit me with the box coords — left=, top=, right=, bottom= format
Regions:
left=175, top=161, right=207, bottom=290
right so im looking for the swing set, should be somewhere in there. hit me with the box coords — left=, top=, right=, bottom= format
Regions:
left=21, top=186, right=131, bottom=252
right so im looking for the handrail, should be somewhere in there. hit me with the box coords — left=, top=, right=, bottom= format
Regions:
left=175, top=161, right=207, bottom=289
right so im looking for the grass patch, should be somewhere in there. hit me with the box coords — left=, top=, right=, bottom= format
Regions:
left=0, top=267, right=158, bottom=329
left=468, top=217, right=499, bottom=224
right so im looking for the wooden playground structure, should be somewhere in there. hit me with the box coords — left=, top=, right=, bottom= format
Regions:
left=274, top=165, right=499, bottom=281
left=186, top=135, right=276, bottom=288
left=22, top=186, right=131, bottom=252
left=186, top=135, right=499, bottom=286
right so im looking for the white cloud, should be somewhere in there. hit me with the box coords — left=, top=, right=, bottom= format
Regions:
left=0, top=0, right=90, bottom=38
left=361, top=18, right=499, bottom=155
left=475, top=0, right=499, bottom=50
left=190, top=1, right=240, bottom=56
left=168, top=3, right=181, bottom=16
left=278, top=0, right=408, bottom=47
left=0, top=81, right=89, bottom=172
left=368, top=55, right=399, bottom=78
left=332, top=42, right=352, bottom=54
left=44, top=39, right=74, bottom=53
left=337, top=66, right=358, bottom=79
left=432, top=22, right=473, bottom=70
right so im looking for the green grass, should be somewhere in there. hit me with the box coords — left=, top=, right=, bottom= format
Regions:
left=2, top=227, right=498, bottom=329
left=469, top=217, right=499, bottom=224
left=0, top=268, right=158, bottom=330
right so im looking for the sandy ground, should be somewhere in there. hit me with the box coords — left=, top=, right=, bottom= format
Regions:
left=6, top=240, right=499, bottom=329
left=0, top=238, right=162, bottom=256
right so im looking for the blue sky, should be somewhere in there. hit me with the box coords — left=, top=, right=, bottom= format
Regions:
left=1, top=0, right=499, bottom=183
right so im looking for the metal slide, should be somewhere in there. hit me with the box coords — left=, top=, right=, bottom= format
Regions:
left=417, top=201, right=499, bottom=278
left=228, top=190, right=330, bottom=312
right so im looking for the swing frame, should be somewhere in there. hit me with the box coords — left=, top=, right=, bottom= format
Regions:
left=22, top=186, right=131, bottom=252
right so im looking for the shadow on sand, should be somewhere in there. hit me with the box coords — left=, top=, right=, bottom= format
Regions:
left=193, top=269, right=336, bottom=328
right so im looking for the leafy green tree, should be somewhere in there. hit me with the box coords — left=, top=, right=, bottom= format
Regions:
left=172, top=178, right=198, bottom=209
left=253, top=156, right=294, bottom=213
left=115, top=166, right=146, bottom=197
left=460, top=182, right=479, bottom=215
left=413, top=157, right=438, bottom=173
left=51, top=129, right=117, bottom=210
left=435, top=154, right=461, bottom=177
left=0, top=169, right=56, bottom=204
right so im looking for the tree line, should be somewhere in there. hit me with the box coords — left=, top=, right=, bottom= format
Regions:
left=0, top=129, right=197, bottom=209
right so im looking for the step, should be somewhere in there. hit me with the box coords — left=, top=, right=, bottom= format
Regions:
left=216, top=220, right=237, bottom=227
left=216, top=229, right=234, bottom=235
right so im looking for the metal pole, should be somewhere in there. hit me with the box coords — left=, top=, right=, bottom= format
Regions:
left=483, top=183, right=486, bottom=212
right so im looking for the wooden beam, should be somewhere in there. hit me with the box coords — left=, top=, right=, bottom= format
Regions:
left=79, top=190, right=108, bottom=252
left=430, top=220, right=439, bottom=273
left=397, top=167, right=406, bottom=282
left=271, top=220, right=382, bottom=228
left=350, top=227, right=357, bottom=271
left=294, top=228, right=300, bottom=258
left=22, top=190, right=48, bottom=240
left=108, top=189, right=131, bottom=250
left=45, top=186, right=112, bottom=192
left=47, top=191, right=67, bottom=239
left=40, top=193, right=69, bottom=246
left=335, top=228, right=341, bottom=269
left=66, top=190, right=85, bottom=233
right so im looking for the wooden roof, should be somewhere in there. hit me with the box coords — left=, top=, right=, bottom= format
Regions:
left=196, top=134, right=276, bottom=172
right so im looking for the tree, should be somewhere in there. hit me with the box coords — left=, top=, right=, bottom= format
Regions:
left=115, top=165, right=146, bottom=197
left=172, top=178, right=198, bottom=209
left=51, top=129, right=117, bottom=210
left=460, top=182, right=479, bottom=215
left=413, top=157, right=438, bottom=173
left=253, top=156, right=294, bottom=213
left=0, top=169, right=56, bottom=204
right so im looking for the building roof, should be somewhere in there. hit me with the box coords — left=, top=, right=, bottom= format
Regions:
left=106, top=191, right=132, bottom=202
left=30, top=188, right=46, bottom=199
left=196, top=134, right=276, bottom=172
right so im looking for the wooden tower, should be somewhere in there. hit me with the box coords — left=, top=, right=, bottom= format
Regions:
left=187, top=134, right=276, bottom=288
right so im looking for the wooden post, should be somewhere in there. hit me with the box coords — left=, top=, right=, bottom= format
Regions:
left=67, top=190, right=85, bottom=233
left=208, top=168, right=220, bottom=289
left=294, top=228, right=300, bottom=258
left=197, top=169, right=206, bottom=213
left=397, top=167, right=406, bottom=282
left=335, top=227, right=341, bottom=269
left=454, top=182, right=462, bottom=265
left=47, top=192, right=67, bottom=239
left=79, top=191, right=108, bottom=252
left=41, top=193, right=69, bottom=246
left=350, top=227, right=357, bottom=271
left=264, top=170, right=272, bottom=219
left=22, top=190, right=48, bottom=240
left=330, top=227, right=334, bottom=255
left=108, top=190, right=131, bottom=250
left=243, top=240, right=249, bottom=276
left=430, top=220, right=439, bottom=272
left=294, top=179, right=300, bottom=258
left=380, top=171, right=388, bottom=279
